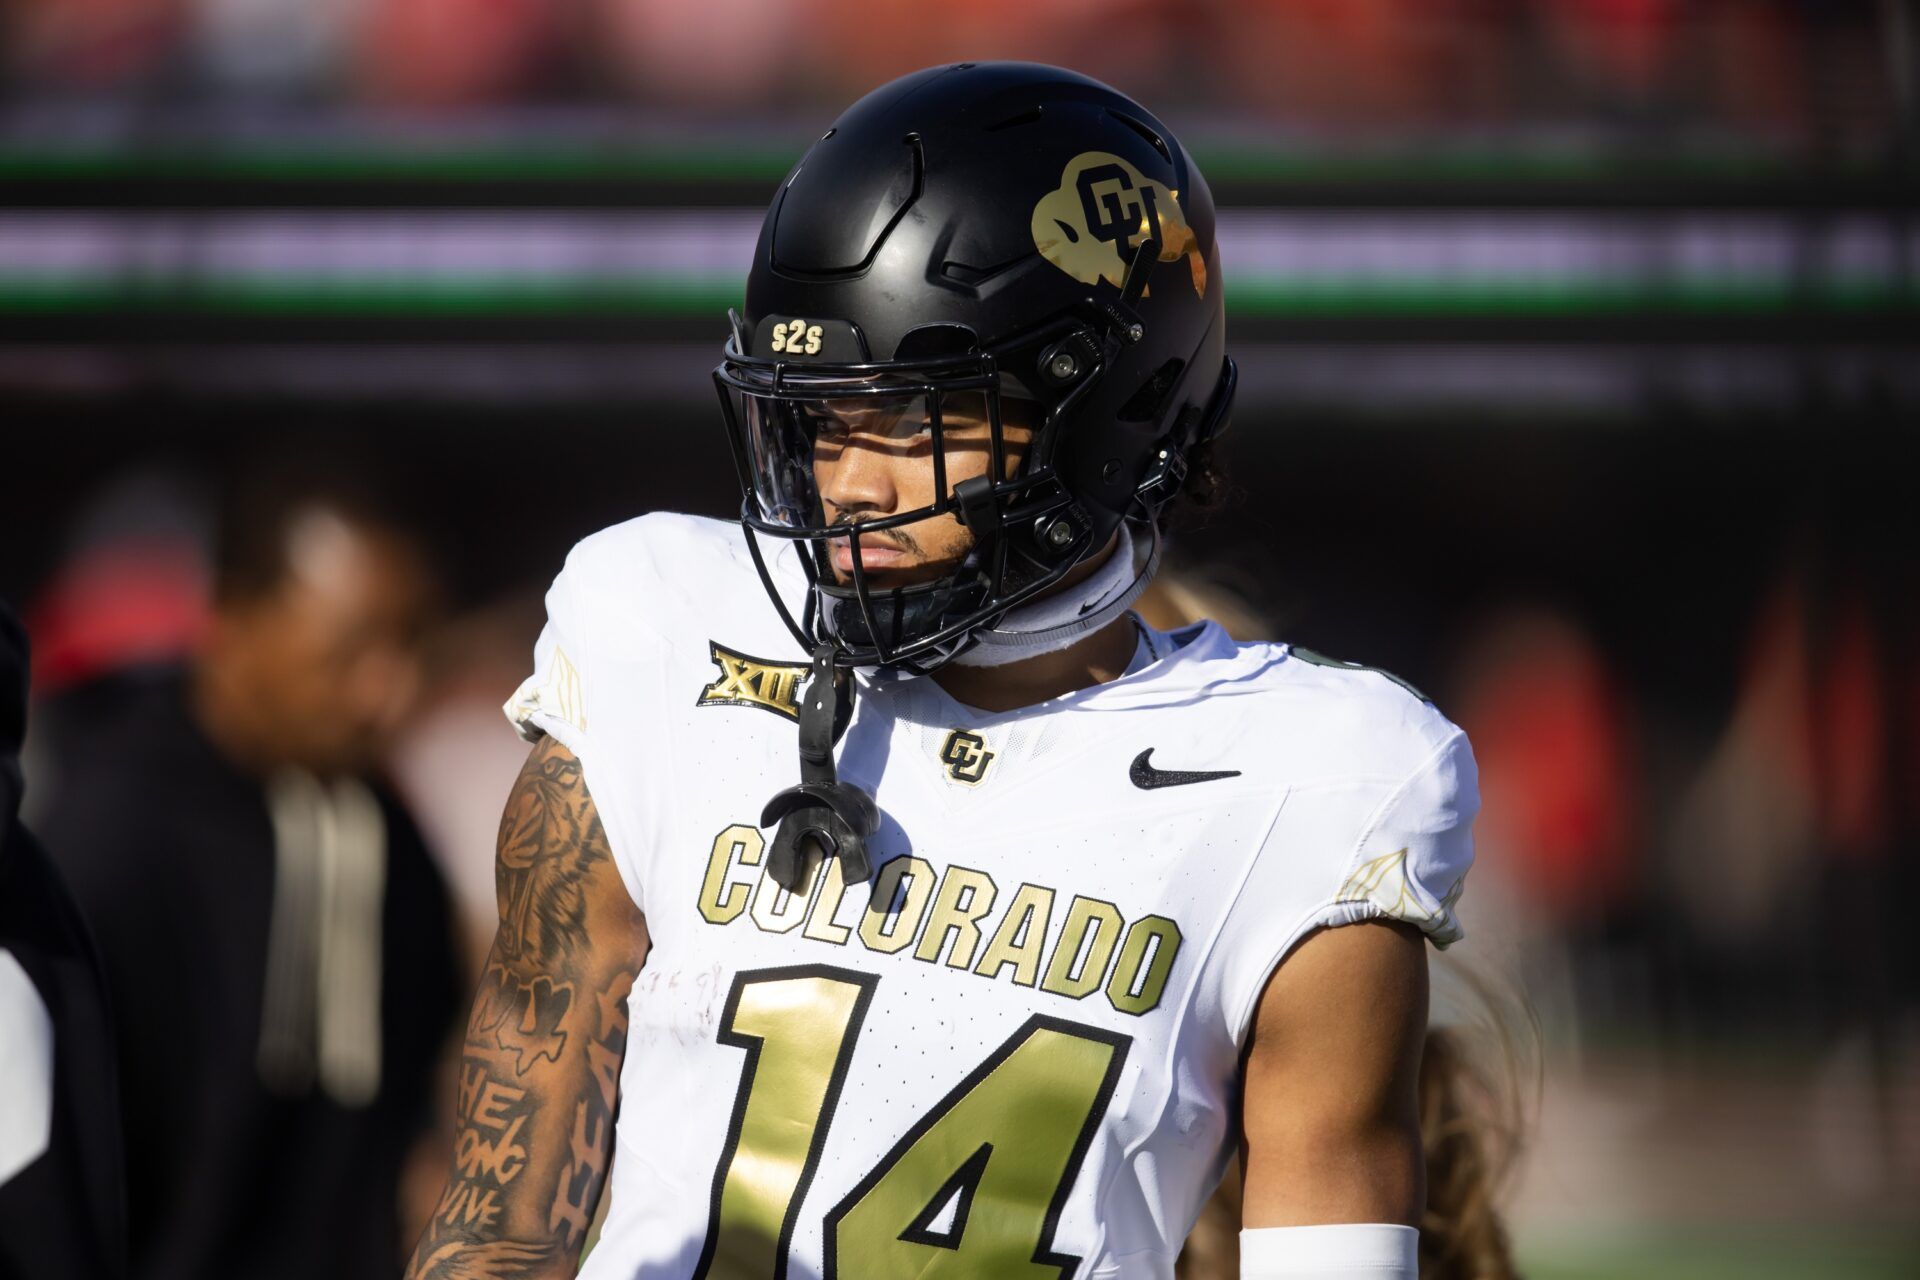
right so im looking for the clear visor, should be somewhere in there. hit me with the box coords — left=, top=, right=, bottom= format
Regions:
left=726, top=372, right=1008, bottom=536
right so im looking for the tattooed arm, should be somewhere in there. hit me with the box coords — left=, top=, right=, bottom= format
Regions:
left=406, top=736, right=649, bottom=1280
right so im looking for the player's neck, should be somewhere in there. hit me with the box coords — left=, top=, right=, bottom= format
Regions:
left=931, top=613, right=1139, bottom=712
left=931, top=534, right=1138, bottom=712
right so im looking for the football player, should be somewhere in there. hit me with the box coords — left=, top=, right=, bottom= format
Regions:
left=408, top=62, right=1477, bottom=1280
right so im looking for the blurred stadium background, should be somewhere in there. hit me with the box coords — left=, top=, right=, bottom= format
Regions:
left=2, top=2, right=1916, bottom=1276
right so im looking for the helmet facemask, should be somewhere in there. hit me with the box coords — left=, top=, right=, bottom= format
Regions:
left=715, top=318, right=1113, bottom=674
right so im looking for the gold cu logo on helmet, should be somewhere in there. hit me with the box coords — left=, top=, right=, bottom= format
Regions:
left=1030, top=150, right=1207, bottom=299
left=938, top=729, right=995, bottom=786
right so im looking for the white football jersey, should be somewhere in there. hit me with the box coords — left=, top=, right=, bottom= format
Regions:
left=506, top=513, right=1477, bottom=1280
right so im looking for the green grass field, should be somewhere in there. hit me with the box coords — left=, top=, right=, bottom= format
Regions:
left=1519, top=1226, right=1920, bottom=1280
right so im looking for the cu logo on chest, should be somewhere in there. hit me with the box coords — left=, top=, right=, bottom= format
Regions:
left=938, top=729, right=995, bottom=786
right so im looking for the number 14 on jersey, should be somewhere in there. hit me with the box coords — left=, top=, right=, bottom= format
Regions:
left=692, top=965, right=1131, bottom=1279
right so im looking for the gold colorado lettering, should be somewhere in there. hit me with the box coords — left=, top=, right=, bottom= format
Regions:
left=692, top=836, right=1182, bottom=1018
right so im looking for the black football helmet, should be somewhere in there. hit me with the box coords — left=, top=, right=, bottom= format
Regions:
left=715, top=61, right=1235, bottom=674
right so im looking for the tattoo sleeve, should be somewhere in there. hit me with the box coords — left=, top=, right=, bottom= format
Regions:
left=406, top=736, right=649, bottom=1280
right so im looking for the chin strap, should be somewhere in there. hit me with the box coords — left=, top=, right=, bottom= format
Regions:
left=950, top=520, right=1159, bottom=668
left=760, top=644, right=879, bottom=892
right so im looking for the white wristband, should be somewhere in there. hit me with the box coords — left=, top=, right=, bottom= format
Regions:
left=1240, top=1223, right=1419, bottom=1279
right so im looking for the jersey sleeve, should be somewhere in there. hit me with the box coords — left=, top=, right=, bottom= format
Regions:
left=502, top=550, right=650, bottom=915
left=505, top=566, right=590, bottom=752
left=1215, top=727, right=1479, bottom=1048
left=1315, top=728, right=1477, bottom=948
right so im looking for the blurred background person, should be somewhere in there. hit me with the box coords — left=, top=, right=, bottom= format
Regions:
left=35, top=463, right=463, bottom=1280
left=18, top=469, right=214, bottom=829
left=0, top=600, right=126, bottom=1280
left=387, top=592, right=551, bottom=973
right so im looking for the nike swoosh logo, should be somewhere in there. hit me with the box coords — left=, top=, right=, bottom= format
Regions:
left=1129, top=749, right=1242, bottom=790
